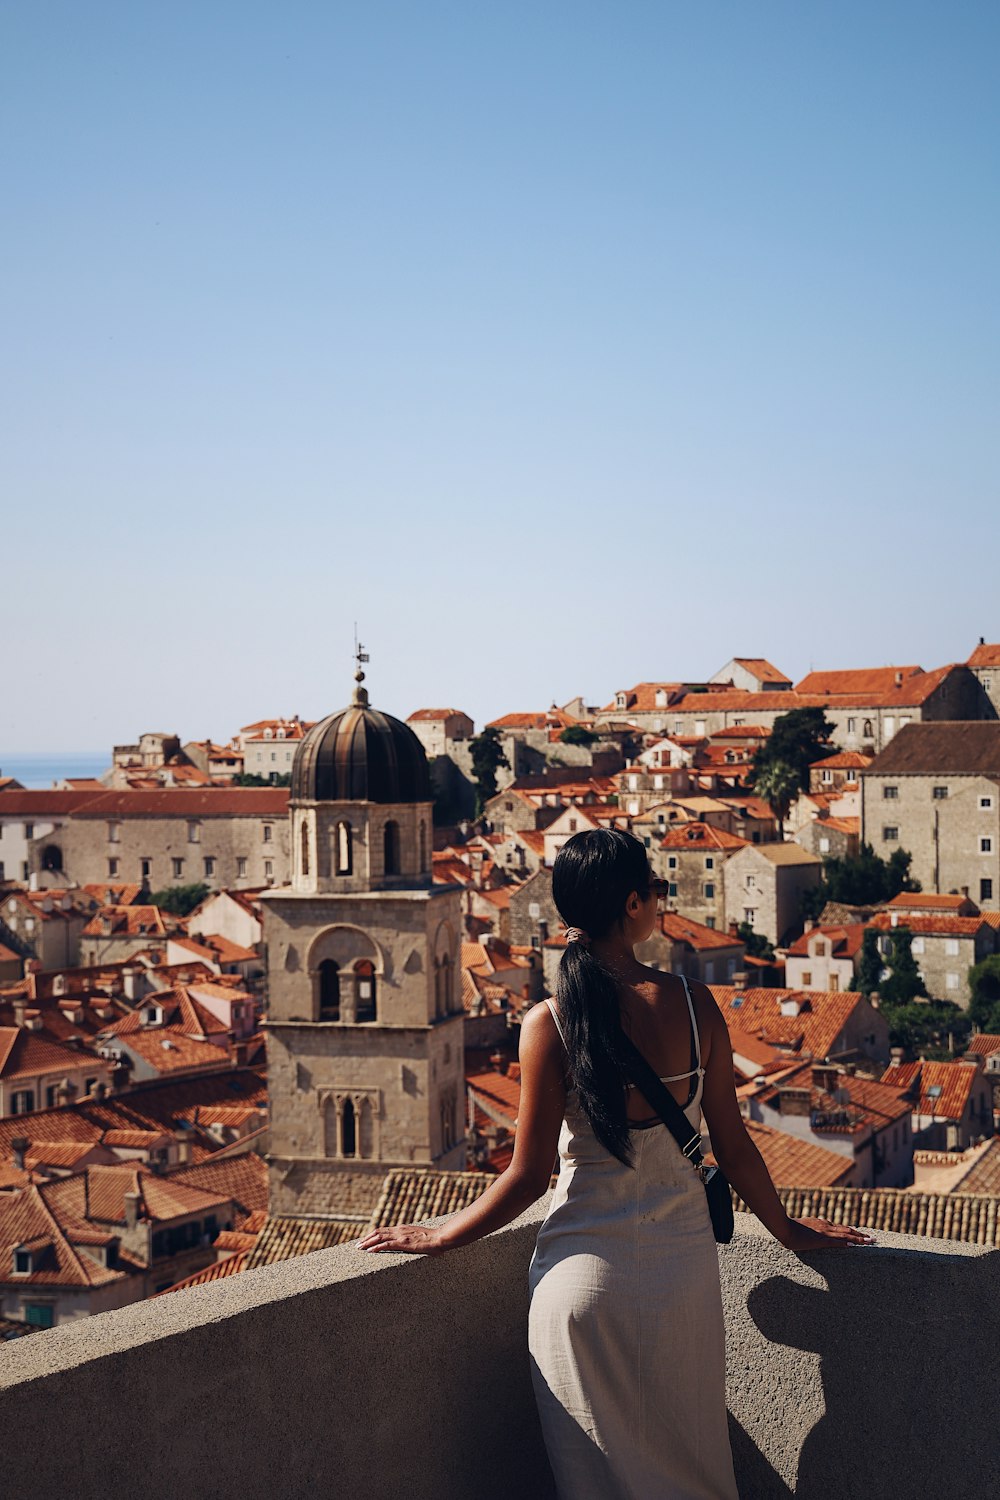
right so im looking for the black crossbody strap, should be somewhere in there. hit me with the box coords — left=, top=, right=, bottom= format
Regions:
left=618, top=1031, right=705, bottom=1168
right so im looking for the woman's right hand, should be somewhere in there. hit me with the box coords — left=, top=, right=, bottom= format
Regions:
left=779, top=1216, right=876, bottom=1251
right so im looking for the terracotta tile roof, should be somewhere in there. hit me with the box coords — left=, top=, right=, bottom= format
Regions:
left=0, top=1026, right=104, bottom=1083
left=475, top=886, right=512, bottom=909
left=733, top=1185, right=1000, bottom=1246
left=709, top=725, right=772, bottom=739
left=725, top=1120, right=855, bottom=1187
left=949, top=1138, right=1000, bottom=1195
left=869, top=913, right=987, bottom=939
left=0, top=790, right=109, bottom=815
left=965, top=1033, right=1000, bottom=1060
left=70, top=789, right=290, bottom=817
left=171, top=933, right=258, bottom=965
left=367, top=1168, right=496, bottom=1229
left=730, top=660, right=792, bottom=686
left=821, top=816, right=860, bottom=835
left=794, top=666, right=925, bottom=696
left=886, top=892, right=974, bottom=913
left=81, top=883, right=145, bottom=908
left=245, top=1215, right=363, bottom=1267
left=40, top=1163, right=232, bottom=1228
left=658, top=913, right=741, bottom=952
left=743, top=843, right=822, bottom=867
left=659, top=821, right=749, bottom=851
left=81, top=906, right=174, bottom=939
left=811, top=751, right=874, bottom=771
left=114, top=1029, right=233, bottom=1076
left=168, top=1152, right=268, bottom=1223
left=711, top=984, right=868, bottom=1059
left=154, top=1250, right=251, bottom=1293
left=881, top=1059, right=983, bottom=1121
left=0, top=1183, right=129, bottom=1287
left=967, top=643, right=1000, bottom=669
left=104, top=985, right=231, bottom=1040
left=863, top=721, right=1000, bottom=778
left=785, top=923, right=868, bottom=959
left=466, top=1071, right=520, bottom=1125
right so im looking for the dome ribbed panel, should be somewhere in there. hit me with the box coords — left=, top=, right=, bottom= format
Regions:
left=290, top=705, right=431, bottom=804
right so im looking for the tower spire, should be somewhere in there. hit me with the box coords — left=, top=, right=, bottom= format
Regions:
left=352, top=623, right=370, bottom=707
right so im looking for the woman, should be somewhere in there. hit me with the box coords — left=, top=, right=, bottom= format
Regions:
left=360, top=828, right=874, bottom=1498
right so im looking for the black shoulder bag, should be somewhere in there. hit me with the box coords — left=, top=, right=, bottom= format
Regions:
left=619, top=1033, right=735, bottom=1245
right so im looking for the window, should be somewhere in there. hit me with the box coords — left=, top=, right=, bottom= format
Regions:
left=981, top=837, right=993, bottom=854
left=108, top=857, right=119, bottom=878
left=24, top=1304, right=53, bottom=1328
left=911, top=937, right=925, bottom=954
left=187, top=821, right=201, bottom=844
left=705, top=856, right=714, bottom=871
left=383, top=820, right=400, bottom=876
left=821, top=769, right=833, bottom=783
left=355, top=960, right=376, bottom=1023
left=568, top=818, right=578, bottom=832
left=883, top=786, right=899, bottom=801
left=667, top=856, right=677, bottom=870
left=270, top=751, right=276, bottom=762
left=203, top=857, right=215, bottom=878
left=107, top=821, right=120, bottom=842
left=319, top=960, right=340, bottom=1021
left=746, top=873, right=757, bottom=890
left=981, top=879, right=994, bottom=902
left=336, top=821, right=352, bottom=876
left=815, top=942, right=826, bottom=956
left=704, top=883, right=715, bottom=899
left=743, top=908, right=756, bottom=925
left=172, top=858, right=184, bottom=878
left=819, top=837, right=830, bottom=854
left=847, top=718, right=856, bottom=734
left=980, top=796, right=994, bottom=811
left=45, top=1084, right=58, bottom=1108
left=264, top=860, right=273, bottom=880
left=23, top=822, right=34, bottom=840
left=802, top=971, right=812, bottom=986
left=863, top=719, right=873, bottom=738
left=12, top=1090, right=35, bottom=1115
left=883, top=827, right=899, bottom=842
left=668, top=882, right=678, bottom=898
left=263, top=824, right=272, bottom=843
left=14, top=1249, right=32, bottom=1275
left=237, top=857, right=247, bottom=878
left=140, top=858, right=151, bottom=879
left=946, top=972, right=959, bottom=990
left=945, top=938, right=960, bottom=957
left=932, top=786, right=949, bottom=800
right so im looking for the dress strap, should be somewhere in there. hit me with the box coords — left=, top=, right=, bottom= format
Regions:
left=544, top=997, right=568, bottom=1049
left=681, top=976, right=703, bottom=1071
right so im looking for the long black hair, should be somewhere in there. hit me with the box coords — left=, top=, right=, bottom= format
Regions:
left=551, top=827, right=652, bottom=1167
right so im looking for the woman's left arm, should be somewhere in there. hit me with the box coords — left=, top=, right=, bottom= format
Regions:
left=357, top=999, right=567, bottom=1256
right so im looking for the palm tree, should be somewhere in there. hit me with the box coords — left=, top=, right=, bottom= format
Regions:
left=751, top=758, right=801, bottom=839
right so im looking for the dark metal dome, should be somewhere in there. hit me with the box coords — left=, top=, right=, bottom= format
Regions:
left=291, top=702, right=432, bottom=804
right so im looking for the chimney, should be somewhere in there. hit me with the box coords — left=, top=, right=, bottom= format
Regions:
left=812, top=1064, right=841, bottom=1094
left=732, top=970, right=748, bottom=991
left=12, top=997, right=25, bottom=1028
left=490, top=1050, right=507, bottom=1074
left=123, top=1188, right=141, bottom=1230
left=889, top=1046, right=905, bottom=1068
left=11, top=1137, right=27, bottom=1172
left=894, top=670, right=903, bottom=687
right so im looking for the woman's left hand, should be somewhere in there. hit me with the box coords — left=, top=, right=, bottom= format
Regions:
left=356, top=1224, right=447, bottom=1255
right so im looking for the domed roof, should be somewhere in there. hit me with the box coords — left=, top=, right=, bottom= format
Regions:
left=291, top=678, right=431, bottom=805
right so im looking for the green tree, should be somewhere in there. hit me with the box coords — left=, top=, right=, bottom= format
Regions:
left=856, top=928, right=884, bottom=999
left=149, top=882, right=210, bottom=917
left=879, top=926, right=928, bottom=1007
left=967, top=955, right=1000, bottom=1034
left=236, top=772, right=291, bottom=787
left=736, top=922, right=774, bottom=960
left=751, top=758, right=802, bottom=832
left=469, top=726, right=511, bottom=815
left=879, top=998, right=970, bottom=1059
left=752, top=707, right=836, bottom=795
left=560, top=725, right=597, bottom=746
left=821, top=843, right=920, bottom=907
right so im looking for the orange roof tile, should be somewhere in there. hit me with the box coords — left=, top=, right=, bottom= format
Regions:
left=968, top=643, right=1000, bottom=669
left=659, top=913, right=741, bottom=952
left=881, top=1058, right=983, bottom=1121
left=660, top=821, right=749, bottom=851
left=711, top=985, right=868, bottom=1059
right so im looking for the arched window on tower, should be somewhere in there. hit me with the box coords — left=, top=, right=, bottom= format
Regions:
left=354, top=959, right=376, bottom=1023
left=359, top=1097, right=375, bottom=1159
left=863, top=719, right=873, bottom=738
left=41, top=846, right=63, bottom=873
left=442, top=954, right=453, bottom=1013
left=300, top=820, right=310, bottom=878
left=336, top=821, right=352, bottom=875
left=341, top=1098, right=356, bottom=1157
left=319, top=959, right=340, bottom=1021
left=383, top=820, right=400, bottom=876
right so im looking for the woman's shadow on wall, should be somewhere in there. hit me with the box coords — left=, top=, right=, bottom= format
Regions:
left=729, top=1246, right=1000, bottom=1499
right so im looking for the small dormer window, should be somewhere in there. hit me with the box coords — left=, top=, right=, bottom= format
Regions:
left=263, top=728, right=273, bottom=739
left=616, top=692, right=627, bottom=709
left=13, top=1247, right=32, bottom=1275
left=277, top=727, right=285, bottom=739
left=655, top=689, right=667, bottom=707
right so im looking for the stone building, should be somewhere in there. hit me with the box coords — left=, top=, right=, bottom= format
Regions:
left=860, top=722, right=1000, bottom=910
left=238, top=718, right=312, bottom=782
left=261, top=666, right=467, bottom=1223
left=655, top=822, right=750, bottom=930
left=22, top=789, right=290, bottom=894
left=868, top=911, right=998, bottom=1008
left=723, top=843, right=823, bottom=946
left=967, top=640, right=1000, bottom=719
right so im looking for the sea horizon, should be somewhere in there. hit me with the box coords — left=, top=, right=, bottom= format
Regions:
left=0, top=752, right=110, bottom=789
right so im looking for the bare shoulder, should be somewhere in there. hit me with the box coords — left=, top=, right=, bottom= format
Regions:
left=520, top=998, right=563, bottom=1053
left=679, top=977, right=729, bottom=1047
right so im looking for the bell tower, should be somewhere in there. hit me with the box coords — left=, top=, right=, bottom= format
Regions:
left=261, top=650, right=466, bottom=1221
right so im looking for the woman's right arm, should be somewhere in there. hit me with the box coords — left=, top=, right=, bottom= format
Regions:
left=358, top=1000, right=566, bottom=1256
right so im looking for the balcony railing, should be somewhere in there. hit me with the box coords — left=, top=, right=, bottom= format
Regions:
left=0, top=1203, right=996, bottom=1499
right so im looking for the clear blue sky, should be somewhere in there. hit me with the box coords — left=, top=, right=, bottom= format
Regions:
left=3, top=2, right=998, bottom=751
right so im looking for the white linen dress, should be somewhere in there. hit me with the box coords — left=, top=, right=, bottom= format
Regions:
left=528, top=987, right=739, bottom=1500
